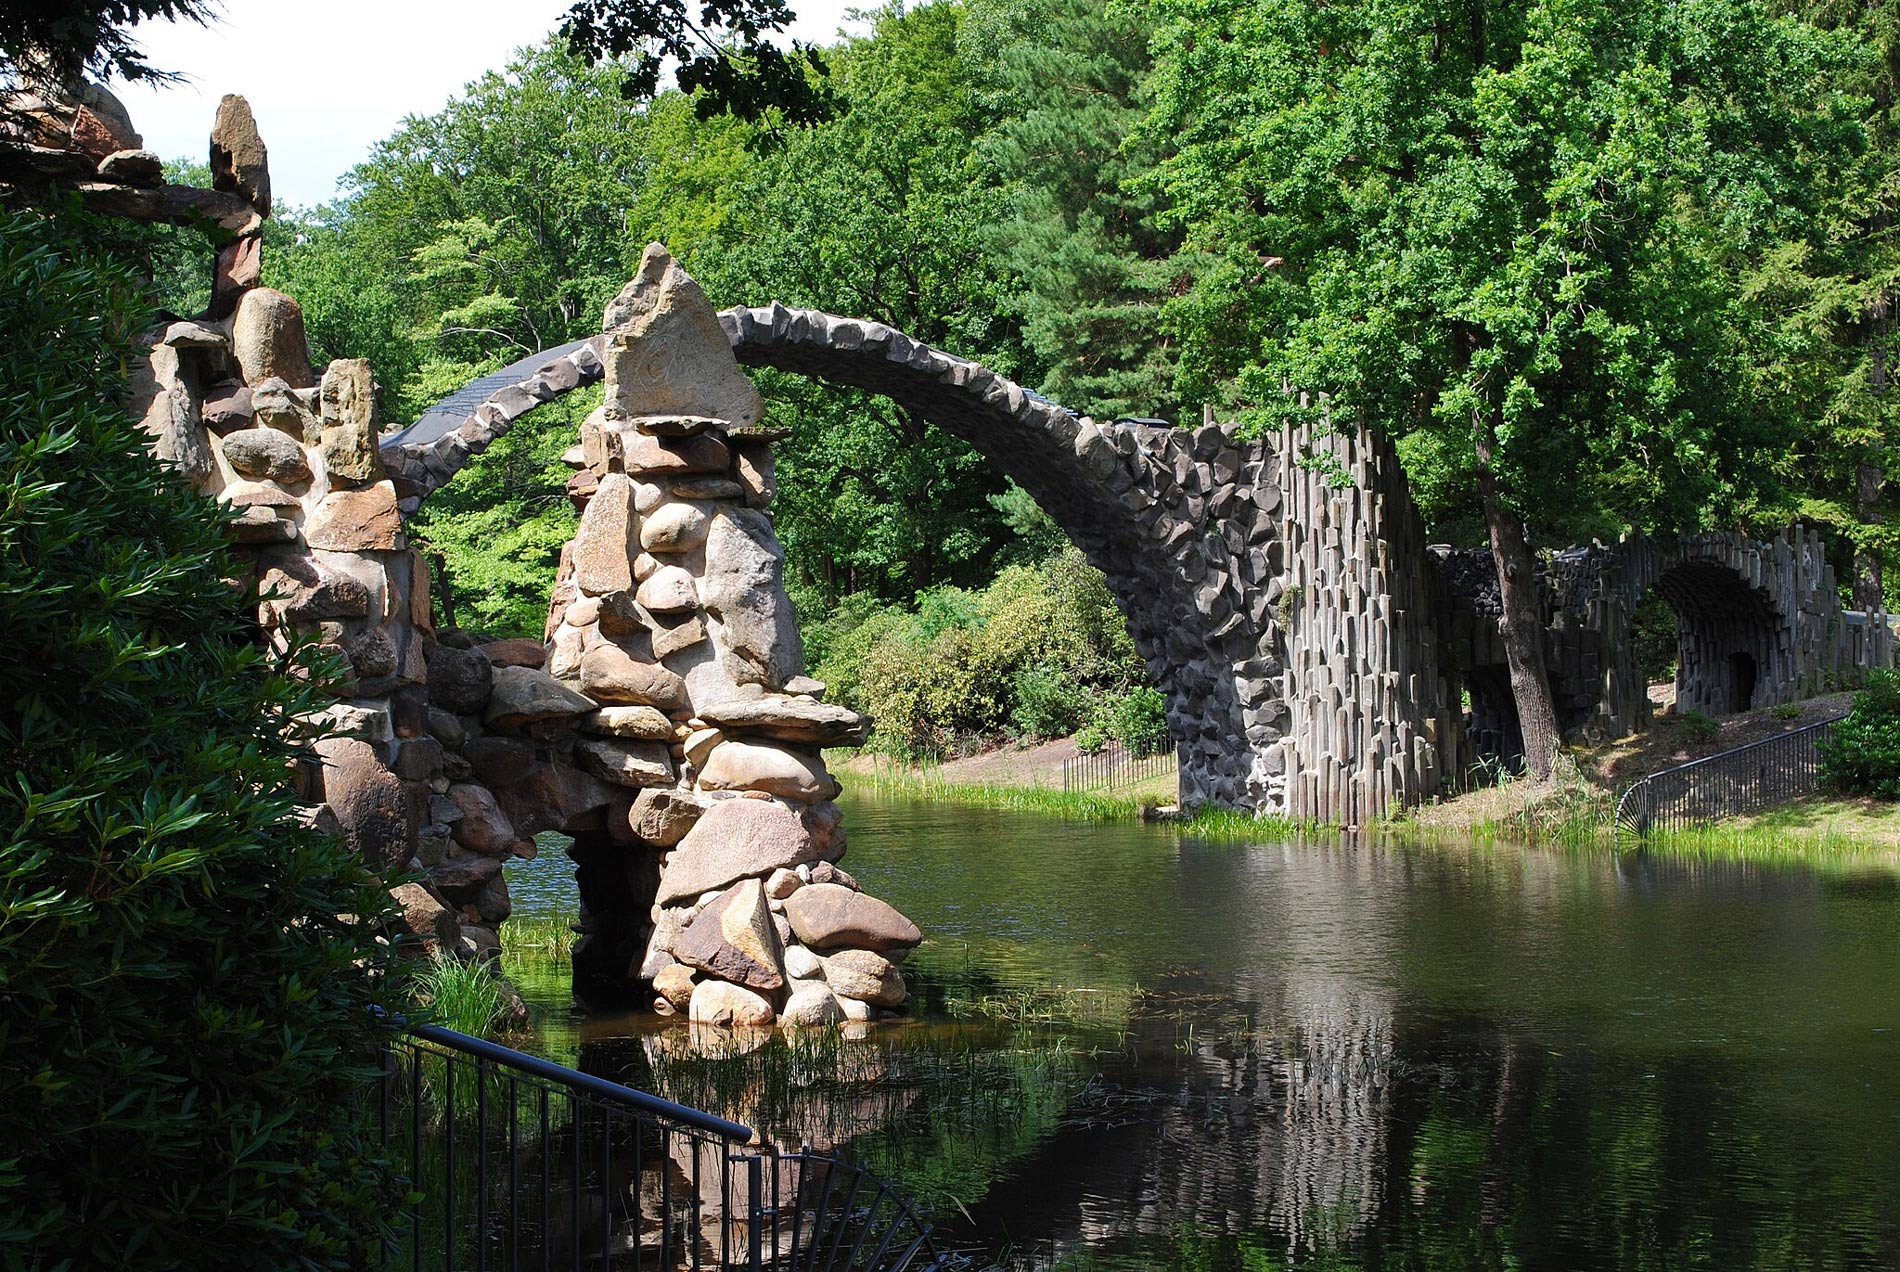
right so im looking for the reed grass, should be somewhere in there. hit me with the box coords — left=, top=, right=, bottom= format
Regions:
left=413, top=952, right=512, bottom=1037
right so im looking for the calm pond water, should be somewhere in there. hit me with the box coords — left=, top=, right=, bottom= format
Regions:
left=502, top=797, right=1900, bottom=1270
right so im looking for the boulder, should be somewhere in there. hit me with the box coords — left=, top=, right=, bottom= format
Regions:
left=480, top=638, right=547, bottom=669
left=316, top=736, right=412, bottom=871
left=735, top=443, right=774, bottom=509
left=260, top=559, right=370, bottom=624
left=231, top=288, right=313, bottom=388
left=429, top=854, right=504, bottom=897
left=464, top=738, right=618, bottom=839
left=574, top=738, right=674, bottom=788
left=475, top=872, right=512, bottom=925
left=656, top=798, right=820, bottom=905
left=305, top=482, right=401, bottom=551
left=765, top=867, right=801, bottom=901
left=687, top=980, right=775, bottom=1029
left=699, top=698, right=870, bottom=748
left=427, top=643, right=493, bottom=714
left=210, top=93, right=271, bottom=216
left=485, top=666, right=594, bottom=730
left=572, top=473, right=635, bottom=596
left=700, top=507, right=802, bottom=690
left=781, top=982, right=843, bottom=1027
left=602, top=243, right=763, bottom=427
left=820, top=949, right=907, bottom=1007
left=639, top=906, right=689, bottom=978
left=809, top=860, right=859, bottom=890
left=389, top=882, right=459, bottom=949
left=635, top=565, right=698, bottom=614
left=448, top=783, right=519, bottom=856
left=579, top=644, right=687, bottom=709
left=639, top=501, right=711, bottom=554
left=583, top=705, right=673, bottom=740
left=218, top=480, right=299, bottom=509
left=698, top=740, right=834, bottom=803
left=318, top=359, right=381, bottom=482
left=653, top=963, right=697, bottom=1010
left=220, top=425, right=311, bottom=483
left=201, top=383, right=254, bottom=432
left=623, top=788, right=705, bottom=846
left=836, top=996, right=875, bottom=1023
left=251, top=378, right=317, bottom=439
left=621, top=431, right=730, bottom=476
left=97, top=148, right=163, bottom=185
left=783, top=945, right=824, bottom=980
left=673, top=878, right=784, bottom=992
left=784, top=884, right=921, bottom=953
left=650, top=613, right=708, bottom=659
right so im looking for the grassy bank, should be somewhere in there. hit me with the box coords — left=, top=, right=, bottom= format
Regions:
left=843, top=758, right=1322, bottom=840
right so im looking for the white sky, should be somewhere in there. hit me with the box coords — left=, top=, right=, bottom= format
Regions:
left=112, top=0, right=862, bottom=209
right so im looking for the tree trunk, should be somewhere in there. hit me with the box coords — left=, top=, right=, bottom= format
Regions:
left=1475, top=413, right=1562, bottom=779
left=1854, top=459, right=1885, bottom=611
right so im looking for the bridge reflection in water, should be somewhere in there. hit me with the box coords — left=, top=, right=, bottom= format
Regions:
left=502, top=798, right=1900, bottom=1270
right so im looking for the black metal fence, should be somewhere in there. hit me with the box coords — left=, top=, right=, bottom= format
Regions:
left=378, top=1022, right=964, bottom=1271
left=1613, top=714, right=1846, bottom=839
left=1061, top=740, right=1177, bottom=794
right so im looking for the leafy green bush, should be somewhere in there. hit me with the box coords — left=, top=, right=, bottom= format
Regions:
left=0, top=210, right=404, bottom=1267
left=1820, top=670, right=1900, bottom=799
left=1678, top=710, right=1721, bottom=744
left=815, top=547, right=1161, bottom=759
left=1074, top=723, right=1110, bottom=754
left=1011, top=662, right=1090, bottom=738
left=1103, top=686, right=1170, bottom=756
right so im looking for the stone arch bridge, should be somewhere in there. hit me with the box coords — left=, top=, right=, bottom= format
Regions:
left=380, top=261, right=1897, bottom=824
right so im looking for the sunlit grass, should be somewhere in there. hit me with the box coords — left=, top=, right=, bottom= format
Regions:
left=413, top=952, right=513, bottom=1037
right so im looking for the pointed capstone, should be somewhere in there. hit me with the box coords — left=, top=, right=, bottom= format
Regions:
left=602, top=244, right=763, bottom=428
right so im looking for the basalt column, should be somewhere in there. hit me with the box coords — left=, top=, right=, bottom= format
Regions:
left=544, top=245, right=923, bottom=1027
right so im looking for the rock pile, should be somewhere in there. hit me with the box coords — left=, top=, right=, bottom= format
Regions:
left=542, top=244, right=923, bottom=1027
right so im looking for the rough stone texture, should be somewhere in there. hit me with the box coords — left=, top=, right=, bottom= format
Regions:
left=580, top=644, right=687, bottom=709
left=639, top=501, right=711, bottom=554
left=623, top=788, right=704, bottom=845
left=622, top=431, right=730, bottom=476
left=317, top=736, right=413, bottom=871
left=574, top=738, right=674, bottom=787
left=305, top=482, right=401, bottom=551
left=699, top=698, right=869, bottom=748
left=427, top=643, right=494, bottom=714
left=783, top=945, right=824, bottom=980
left=780, top=982, right=842, bottom=1027
left=672, top=878, right=784, bottom=991
left=220, top=425, right=310, bottom=482
left=390, top=882, right=459, bottom=948
left=784, top=884, right=922, bottom=953
left=657, top=798, right=819, bottom=905
left=697, top=740, right=833, bottom=803
left=251, top=378, right=315, bottom=439
left=635, top=565, right=698, bottom=614
left=602, top=242, right=764, bottom=428
left=584, top=705, right=673, bottom=739
left=653, top=963, right=696, bottom=1009
left=821, top=949, right=906, bottom=1007
left=448, top=783, right=518, bottom=856
left=688, top=979, right=774, bottom=1028
left=231, top=288, right=313, bottom=388
left=318, top=359, right=381, bottom=482
left=480, top=638, right=547, bottom=669
left=700, top=507, right=803, bottom=690
left=572, top=473, right=635, bottom=595
left=210, top=93, right=271, bottom=216
left=485, top=666, right=595, bottom=730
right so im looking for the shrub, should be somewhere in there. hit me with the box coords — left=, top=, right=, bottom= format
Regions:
left=1010, top=662, right=1090, bottom=739
left=0, top=210, right=404, bottom=1267
left=1821, top=670, right=1900, bottom=800
left=1075, top=723, right=1110, bottom=754
left=1103, top=686, right=1170, bottom=756
left=1678, top=710, right=1721, bottom=744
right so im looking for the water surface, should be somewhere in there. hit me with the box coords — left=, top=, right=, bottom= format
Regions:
left=503, top=798, right=1900, bottom=1269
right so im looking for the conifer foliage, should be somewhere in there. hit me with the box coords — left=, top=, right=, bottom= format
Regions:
left=0, top=209, right=405, bottom=1268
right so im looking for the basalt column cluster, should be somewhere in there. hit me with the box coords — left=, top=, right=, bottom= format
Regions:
left=541, top=247, right=923, bottom=1027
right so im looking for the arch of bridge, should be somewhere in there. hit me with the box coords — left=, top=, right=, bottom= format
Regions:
left=379, top=310, right=1297, bottom=811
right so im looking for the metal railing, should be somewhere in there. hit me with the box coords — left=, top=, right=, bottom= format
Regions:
left=378, top=1022, right=964, bottom=1270
left=1613, top=713, right=1846, bottom=839
left=1061, top=740, right=1177, bottom=793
